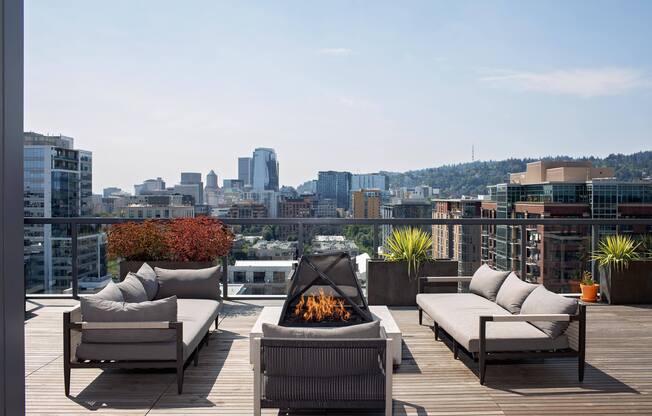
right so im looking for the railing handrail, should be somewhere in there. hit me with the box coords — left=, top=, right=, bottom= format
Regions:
left=23, top=217, right=652, bottom=226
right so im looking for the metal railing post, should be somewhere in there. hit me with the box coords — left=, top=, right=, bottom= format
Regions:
left=520, top=224, right=527, bottom=280
left=297, top=222, right=304, bottom=258
left=71, top=223, right=79, bottom=299
left=372, top=223, right=379, bottom=259
left=221, top=256, right=229, bottom=299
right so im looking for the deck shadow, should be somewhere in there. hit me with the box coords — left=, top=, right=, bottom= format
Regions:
left=70, top=331, right=235, bottom=411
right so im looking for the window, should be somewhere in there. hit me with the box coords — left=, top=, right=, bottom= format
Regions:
left=272, top=271, right=286, bottom=283
left=233, top=271, right=246, bottom=283
left=253, top=272, right=266, bottom=283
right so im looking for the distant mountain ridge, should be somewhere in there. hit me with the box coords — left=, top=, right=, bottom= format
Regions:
left=382, top=151, right=652, bottom=198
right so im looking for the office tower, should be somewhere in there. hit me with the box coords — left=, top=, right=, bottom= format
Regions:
left=481, top=160, right=652, bottom=292
left=314, top=199, right=337, bottom=218
left=103, top=187, right=122, bottom=198
left=351, top=173, right=390, bottom=191
left=381, top=199, right=433, bottom=249
left=244, top=190, right=279, bottom=218
left=223, top=179, right=244, bottom=190
left=176, top=172, right=203, bottom=205
left=134, top=177, right=166, bottom=195
left=23, top=132, right=107, bottom=294
left=297, top=179, right=317, bottom=195
left=317, top=171, right=352, bottom=210
left=238, top=157, right=253, bottom=187
left=432, top=199, right=482, bottom=276
left=206, top=170, right=218, bottom=190
left=252, top=148, right=279, bottom=191
left=352, top=189, right=382, bottom=219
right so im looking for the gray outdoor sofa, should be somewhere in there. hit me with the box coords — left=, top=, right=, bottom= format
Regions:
left=64, top=263, right=223, bottom=395
left=253, top=320, right=393, bottom=416
left=417, top=265, right=586, bottom=385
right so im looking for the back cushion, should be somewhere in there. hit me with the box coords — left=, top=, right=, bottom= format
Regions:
left=116, top=273, right=149, bottom=303
left=262, top=320, right=381, bottom=339
left=80, top=296, right=177, bottom=343
left=469, top=264, right=510, bottom=302
left=495, top=273, right=539, bottom=314
left=155, top=266, right=221, bottom=300
left=94, top=280, right=124, bottom=302
left=135, top=262, right=159, bottom=301
left=520, top=286, right=578, bottom=338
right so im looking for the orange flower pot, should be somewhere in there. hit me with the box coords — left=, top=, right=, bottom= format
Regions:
left=580, top=284, right=600, bottom=303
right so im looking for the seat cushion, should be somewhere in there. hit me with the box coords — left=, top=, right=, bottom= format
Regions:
left=520, top=286, right=578, bottom=338
left=116, top=273, right=148, bottom=303
left=177, top=298, right=222, bottom=359
left=496, top=273, right=539, bottom=314
left=262, top=320, right=381, bottom=339
left=263, top=374, right=385, bottom=403
left=94, top=281, right=124, bottom=302
left=135, top=262, right=159, bottom=300
left=417, top=293, right=568, bottom=353
left=469, top=265, right=510, bottom=302
left=79, top=296, right=178, bottom=343
left=155, top=266, right=221, bottom=300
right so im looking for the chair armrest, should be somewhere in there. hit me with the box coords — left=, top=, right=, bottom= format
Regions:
left=68, top=321, right=181, bottom=330
left=484, top=314, right=572, bottom=323
left=420, top=276, right=472, bottom=283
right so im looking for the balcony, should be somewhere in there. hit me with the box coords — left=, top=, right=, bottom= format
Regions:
left=25, top=297, right=652, bottom=414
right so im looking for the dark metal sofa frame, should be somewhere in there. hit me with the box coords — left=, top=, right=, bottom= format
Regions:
left=417, top=278, right=586, bottom=385
left=63, top=306, right=219, bottom=395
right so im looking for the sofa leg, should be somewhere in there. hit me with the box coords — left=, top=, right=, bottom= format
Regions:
left=480, top=360, right=487, bottom=385
left=453, top=341, right=459, bottom=360
left=215, top=314, right=219, bottom=330
left=434, top=322, right=439, bottom=341
left=64, top=364, right=71, bottom=396
left=193, top=349, right=199, bottom=367
left=578, top=355, right=585, bottom=382
left=177, top=365, right=184, bottom=394
left=418, top=308, right=422, bottom=326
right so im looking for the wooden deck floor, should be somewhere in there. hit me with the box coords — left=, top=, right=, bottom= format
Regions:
left=25, top=298, right=652, bottom=415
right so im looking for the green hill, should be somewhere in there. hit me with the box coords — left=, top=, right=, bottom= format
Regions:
left=383, top=151, right=652, bottom=198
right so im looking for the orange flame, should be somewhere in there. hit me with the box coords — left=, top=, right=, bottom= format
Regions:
left=293, top=288, right=351, bottom=322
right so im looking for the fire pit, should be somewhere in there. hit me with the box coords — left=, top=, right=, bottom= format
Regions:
left=279, top=252, right=372, bottom=327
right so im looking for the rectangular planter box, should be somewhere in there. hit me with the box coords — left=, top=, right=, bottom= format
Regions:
left=367, top=259, right=458, bottom=306
left=599, top=260, right=652, bottom=304
left=119, top=260, right=218, bottom=280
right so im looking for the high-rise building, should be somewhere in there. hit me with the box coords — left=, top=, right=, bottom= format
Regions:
left=481, top=160, right=652, bottom=292
left=351, top=173, right=389, bottom=191
left=102, top=187, right=122, bottom=198
left=252, top=148, right=279, bottom=191
left=352, top=189, right=382, bottom=219
left=317, top=171, right=352, bottom=210
left=381, top=199, right=433, bottom=250
left=297, top=179, right=317, bottom=195
left=223, top=179, right=244, bottom=190
left=314, top=198, right=337, bottom=218
left=134, top=177, right=166, bottom=195
left=228, top=202, right=268, bottom=218
left=244, top=190, right=279, bottom=218
left=206, top=170, right=218, bottom=190
left=23, top=132, right=107, bottom=294
left=278, top=195, right=314, bottom=239
left=432, top=199, right=482, bottom=276
left=176, top=172, right=203, bottom=205
left=238, top=157, right=253, bottom=187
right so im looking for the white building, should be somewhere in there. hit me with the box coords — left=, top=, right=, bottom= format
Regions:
left=227, top=260, right=297, bottom=296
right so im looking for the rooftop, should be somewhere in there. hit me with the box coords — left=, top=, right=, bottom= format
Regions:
left=25, top=299, right=652, bottom=415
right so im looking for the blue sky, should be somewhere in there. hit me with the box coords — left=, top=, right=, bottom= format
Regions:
left=25, top=0, right=652, bottom=192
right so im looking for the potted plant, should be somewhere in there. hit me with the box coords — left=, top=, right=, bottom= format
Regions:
left=592, top=234, right=652, bottom=304
left=579, top=271, right=599, bottom=303
left=108, top=217, right=234, bottom=279
left=367, top=227, right=458, bottom=306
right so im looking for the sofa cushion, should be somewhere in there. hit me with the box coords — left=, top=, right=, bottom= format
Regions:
left=79, top=296, right=177, bottom=343
left=469, top=265, right=510, bottom=302
left=116, top=273, right=148, bottom=303
left=520, top=286, right=578, bottom=338
left=177, top=298, right=222, bottom=359
left=94, top=280, right=124, bottom=302
left=495, top=273, right=539, bottom=314
left=262, top=320, right=381, bottom=339
left=155, top=266, right=221, bottom=300
left=77, top=298, right=222, bottom=362
left=416, top=293, right=569, bottom=352
left=135, top=262, right=159, bottom=301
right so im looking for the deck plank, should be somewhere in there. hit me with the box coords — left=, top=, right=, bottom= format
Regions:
left=24, top=299, right=652, bottom=415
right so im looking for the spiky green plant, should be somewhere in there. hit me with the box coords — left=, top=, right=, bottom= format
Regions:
left=382, top=227, right=432, bottom=280
left=592, top=234, right=640, bottom=271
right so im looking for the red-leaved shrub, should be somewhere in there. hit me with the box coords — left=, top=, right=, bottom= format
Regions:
left=107, top=217, right=234, bottom=262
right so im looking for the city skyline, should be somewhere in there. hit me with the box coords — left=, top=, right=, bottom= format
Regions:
left=25, top=1, right=652, bottom=193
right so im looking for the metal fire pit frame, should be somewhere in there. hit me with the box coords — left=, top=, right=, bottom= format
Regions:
left=279, top=252, right=373, bottom=326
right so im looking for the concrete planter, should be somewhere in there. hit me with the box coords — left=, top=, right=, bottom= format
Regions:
left=367, top=259, right=458, bottom=306
left=119, top=260, right=218, bottom=280
left=599, top=260, right=652, bottom=304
